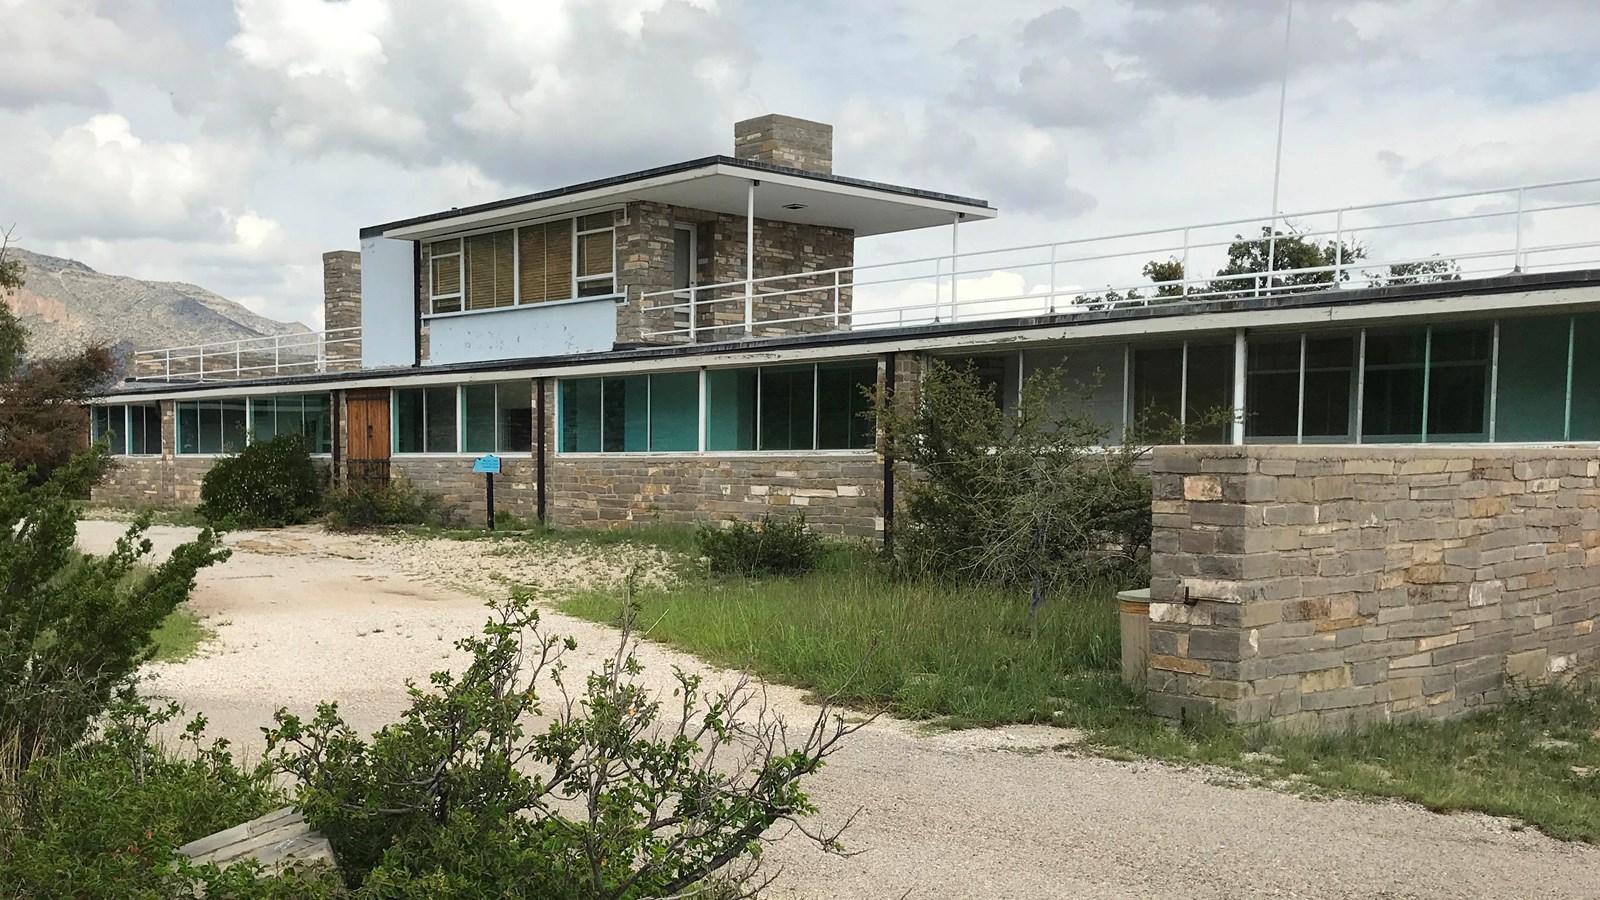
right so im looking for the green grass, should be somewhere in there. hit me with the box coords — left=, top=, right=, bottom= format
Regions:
left=560, top=559, right=1600, bottom=841
left=82, top=504, right=210, bottom=528
left=148, top=608, right=214, bottom=663
left=562, top=559, right=1130, bottom=728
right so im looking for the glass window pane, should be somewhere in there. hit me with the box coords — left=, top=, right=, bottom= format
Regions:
left=1302, top=337, right=1354, bottom=440
left=431, top=249, right=460, bottom=296
left=560, top=379, right=602, bottom=452
left=1245, top=338, right=1299, bottom=441
left=395, top=389, right=425, bottom=454
left=1495, top=316, right=1569, bottom=441
left=423, top=386, right=457, bottom=453
left=759, top=365, right=815, bottom=451
left=1185, top=343, right=1234, bottom=445
left=220, top=399, right=248, bottom=452
left=497, top=382, right=533, bottom=453
left=1572, top=314, right=1600, bottom=441
left=1426, top=326, right=1490, bottom=441
left=302, top=395, right=332, bottom=453
left=135, top=405, right=161, bottom=455
left=1362, top=330, right=1426, bottom=442
left=673, top=228, right=693, bottom=291
left=199, top=401, right=222, bottom=454
left=578, top=212, right=615, bottom=232
left=276, top=395, right=305, bottom=443
left=649, top=371, right=699, bottom=452
left=177, top=402, right=199, bottom=454
left=1132, top=346, right=1183, bottom=435
left=706, top=368, right=757, bottom=451
left=464, top=231, right=516, bottom=311
left=1022, top=346, right=1126, bottom=445
left=578, top=231, right=612, bottom=278
left=462, top=384, right=498, bottom=453
left=251, top=397, right=277, bottom=443
left=602, top=375, right=648, bottom=452
left=816, top=361, right=876, bottom=450
left=93, top=406, right=127, bottom=455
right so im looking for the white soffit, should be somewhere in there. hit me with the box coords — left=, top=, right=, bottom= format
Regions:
left=382, top=164, right=996, bottom=241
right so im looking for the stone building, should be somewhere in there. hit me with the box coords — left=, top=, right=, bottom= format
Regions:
left=90, top=117, right=1600, bottom=727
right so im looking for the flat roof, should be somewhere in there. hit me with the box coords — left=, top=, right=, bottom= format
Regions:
left=361, top=156, right=996, bottom=241
left=104, top=269, right=1600, bottom=402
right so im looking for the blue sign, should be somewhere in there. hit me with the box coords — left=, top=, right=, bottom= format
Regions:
left=472, top=455, right=501, bottom=474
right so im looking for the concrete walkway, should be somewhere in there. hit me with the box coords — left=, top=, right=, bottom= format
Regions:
left=82, top=519, right=1600, bottom=900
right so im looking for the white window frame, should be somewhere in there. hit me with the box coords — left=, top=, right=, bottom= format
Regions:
left=425, top=208, right=621, bottom=318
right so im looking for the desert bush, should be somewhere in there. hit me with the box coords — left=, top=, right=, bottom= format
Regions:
left=695, top=514, right=823, bottom=578
left=323, top=476, right=458, bottom=531
left=198, top=433, right=323, bottom=527
left=876, top=360, right=1163, bottom=594
left=0, top=450, right=227, bottom=793
left=2, top=690, right=300, bottom=897
left=268, top=591, right=863, bottom=898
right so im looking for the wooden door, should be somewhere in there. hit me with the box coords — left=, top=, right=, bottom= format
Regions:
left=345, top=389, right=391, bottom=485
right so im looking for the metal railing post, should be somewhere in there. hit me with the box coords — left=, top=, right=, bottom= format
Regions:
left=1514, top=187, right=1526, bottom=272
left=234, top=342, right=241, bottom=379
left=689, top=286, right=699, bottom=343
left=274, top=335, right=281, bottom=373
left=1334, top=208, right=1344, bottom=284
left=1180, top=227, right=1191, bottom=298
left=1048, top=244, right=1058, bottom=313
left=832, top=270, right=841, bottom=329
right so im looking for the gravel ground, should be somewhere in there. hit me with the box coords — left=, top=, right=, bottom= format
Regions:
left=81, top=519, right=1600, bottom=899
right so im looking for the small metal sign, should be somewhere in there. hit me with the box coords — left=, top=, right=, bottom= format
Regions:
left=472, top=455, right=501, bottom=474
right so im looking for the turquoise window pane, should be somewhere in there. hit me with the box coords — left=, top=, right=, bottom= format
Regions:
left=394, top=389, right=425, bottom=453
left=560, top=379, right=602, bottom=452
left=649, top=372, right=699, bottom=451
left=759, top=365, right=814, bottom=450
left=707, top=368, right=757, bottom=450
left=251, top=399, right=277, bottom=443
left=177, top=402, right=199, bottom=454
left=1496, top=316, right=1570, bottom=441
left=1572, top=314, right=1600, bottom=440
left=462, top=384, right=498, bottom=453
left=816, top=361, right=876, bottom=449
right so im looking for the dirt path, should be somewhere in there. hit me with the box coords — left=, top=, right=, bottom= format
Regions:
left=82, top=519, right=1600, bottom=899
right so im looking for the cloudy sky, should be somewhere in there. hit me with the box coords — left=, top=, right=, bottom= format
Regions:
left=2, top=0, right=1598, bottom=327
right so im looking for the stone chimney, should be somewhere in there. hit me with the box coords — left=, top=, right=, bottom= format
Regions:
left=733, top=114, right=833, bottom=174
left=322, top=250, right=361, bottom=370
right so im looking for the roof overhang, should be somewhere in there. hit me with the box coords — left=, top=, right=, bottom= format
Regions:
left=370, top=157, right=996, bottom=241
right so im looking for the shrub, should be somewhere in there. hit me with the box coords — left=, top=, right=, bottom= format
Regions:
left=323, top=476, right=458, bottom=531
left=2, top=690, right=296, bottom=896
left=695, top=514, right=823, bottom=578
left=198, top=433, right=323, bottom=527
left=268, top=592, right=862, bottom=897
left=875, top=360, right=1160, bottom=594
left=0, top=450, right=227, bottom=791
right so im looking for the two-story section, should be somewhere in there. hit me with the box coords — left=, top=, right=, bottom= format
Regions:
left=356, top=114, right=994, bottom=367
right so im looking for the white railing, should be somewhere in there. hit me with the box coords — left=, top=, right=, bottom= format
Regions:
left=131, top=327, right=361, bottom=382
left=640, top=176, right=1600, bottom=340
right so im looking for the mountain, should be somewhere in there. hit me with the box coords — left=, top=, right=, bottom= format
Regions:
left=2, top=247, right=308, bottom=365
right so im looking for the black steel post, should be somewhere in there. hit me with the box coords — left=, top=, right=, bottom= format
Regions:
left=486, top=472, right=495, bottom=531
left=881, top=351, right=896, bottom=556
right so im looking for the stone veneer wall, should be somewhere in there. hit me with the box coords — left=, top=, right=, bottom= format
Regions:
left=389, top=456, right=539, bottom=527
left=91, top=401, right=216, bottom=507
left=1146, top=445, right=1600, bottom=732
left=322, top=250, right=362, bottom=370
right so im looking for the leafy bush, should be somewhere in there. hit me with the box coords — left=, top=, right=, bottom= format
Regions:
left=323, top=476, right=458, bottom=531
left=695, top=514, right=823, bottom=578
left=1, top=450, right=227, bottom=790
left=268, top=592, right=861, bottom=897
left=2, top=691, right=302, bottom=897
left=198, top=433, right=323, bottom=527
left=876, top=360, right=1157, bottom=594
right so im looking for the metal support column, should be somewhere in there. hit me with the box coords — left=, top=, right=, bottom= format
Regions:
left=745, top=180, right=757, bottom=336
left=1231, top=329, right=1248, bottom=445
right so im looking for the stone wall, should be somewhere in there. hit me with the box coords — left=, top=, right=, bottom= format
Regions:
left=733, top=114, right=833, bottom=174
left=91, top=401, right=216, bottom=507
left=389, top=456, right=539, bottom=527
left=322, top=250, right=362, bottom=369
left=1146, top=445, right=1600, bottom=732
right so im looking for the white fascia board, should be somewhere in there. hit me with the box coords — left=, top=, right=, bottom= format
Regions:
left=710, top=163, right=998, bottom=221
left=99, top=285, right=1600, bottom=403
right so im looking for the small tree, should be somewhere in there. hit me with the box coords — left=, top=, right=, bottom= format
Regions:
left=269, top=591, right=866, bottom=897
left=877, top=360, right=1158, bottom=597
left=0, top=449, right=229, bottom=788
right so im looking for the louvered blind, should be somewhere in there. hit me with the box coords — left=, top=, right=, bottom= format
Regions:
left=464, top=231, right=515, bottom=310
left=518, top=220, right=574, bottom=303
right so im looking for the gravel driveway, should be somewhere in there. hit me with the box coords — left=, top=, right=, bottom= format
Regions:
left=81, top=519, right=1600, bottom=899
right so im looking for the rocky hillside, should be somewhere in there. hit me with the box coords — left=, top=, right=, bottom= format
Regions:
left=2, top=247, right=307, bottom=364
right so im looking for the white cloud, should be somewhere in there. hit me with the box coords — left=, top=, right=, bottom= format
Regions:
left=0, top=0, right=193, bottom=109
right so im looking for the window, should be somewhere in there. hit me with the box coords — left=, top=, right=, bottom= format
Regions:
left=394, top=386, right=459, bottom=453
left=1361, top=326, right=1489, bottom=442
left=1130, top=343, right=1232, bottom=443
left=1426, top=326, right=1491, bottom=441
left=1572, top=314, right=1600, bottom=441
left=673, top=225, right=696, bottom=292
left=91, top=406, right=126, bottom=456
left=562, top=371, right=701, bottom=453
left=175, top=399, right=248, bottom=454
left=462, top=382, right=533, bottom=453
left=1244, top=335, right=1355, bottom=443
left=1360, top=330, right=1426, bottom=442
left=1131, top=346, right=1183, bottom=432
left=127, top=404, right=161, bottom=455
left=429, top=212, right=616, bottom=314
left=559, top=362, right=877, bottom=454
left=249, top=395, right=334, bottom=453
